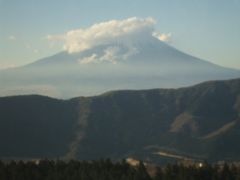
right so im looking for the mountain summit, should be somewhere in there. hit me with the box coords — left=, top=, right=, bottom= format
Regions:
left=0, top=17, right=239, bottom=98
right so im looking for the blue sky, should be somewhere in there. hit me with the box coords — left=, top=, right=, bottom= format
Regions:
left=0, top=0, right=240, bottom=69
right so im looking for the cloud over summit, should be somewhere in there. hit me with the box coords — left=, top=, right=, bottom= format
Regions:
left=152, top=32, right=172, bottom=42
left=48, top=17, right=171, bottom=54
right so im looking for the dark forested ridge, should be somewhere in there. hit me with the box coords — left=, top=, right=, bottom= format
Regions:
left=0, top=95, right=79, bottom=158
left=0, top=78, right=240, bottom=163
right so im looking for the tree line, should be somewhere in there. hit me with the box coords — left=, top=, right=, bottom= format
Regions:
left=0, top=159, right=240, bottom=180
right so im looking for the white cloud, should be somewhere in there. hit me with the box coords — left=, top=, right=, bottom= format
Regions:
left=47, top=17, right=172, bottom=64
left=99, top=47, right=120, bottom=64
left=79, top=47, right=120, bottom=64
left=153, top=32, right=172, bottom=42
left=78, top=46, right=138, bottom=65
left=48, top=17, right=157, bottom=54
left=79, top=54, right=98, bottom=64
left=8, top=35, right=16, bottom=41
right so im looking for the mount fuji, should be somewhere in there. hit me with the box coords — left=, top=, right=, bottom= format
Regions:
left=0, top=21, right=240, bottom=98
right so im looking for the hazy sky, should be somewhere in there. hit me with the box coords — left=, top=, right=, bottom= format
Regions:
left=0, top=0, right=240, bottom=69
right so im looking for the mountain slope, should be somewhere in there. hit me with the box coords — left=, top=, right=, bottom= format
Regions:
left=0, top=78, right=240, bottom=163
left=0, top=37, right=239, bottom=98
left=0, top=95, right=78, bottom=158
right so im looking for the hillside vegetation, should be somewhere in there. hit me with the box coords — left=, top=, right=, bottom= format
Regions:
left=0, top=78, right=240, bottom=163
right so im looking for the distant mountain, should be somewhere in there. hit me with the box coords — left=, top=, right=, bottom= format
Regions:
left=0, top=78, right=240, bottom=163
left=0, top=37, right=239, bottom=98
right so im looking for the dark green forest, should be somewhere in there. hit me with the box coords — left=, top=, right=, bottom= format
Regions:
left=0, top=159, right=240, bottom=180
